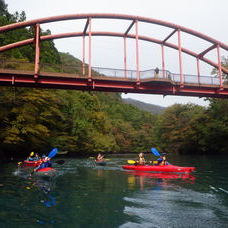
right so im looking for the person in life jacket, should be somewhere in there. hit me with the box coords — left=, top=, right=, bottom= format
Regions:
left=157, top=153, right=168, bottom=166
left=96, top=153, right=104, bottom=162
left=34, top=156, right=52, bottom=172
left=27, top=152, right=35, bottom=161
left=33, top=153, right=40, bottom=161
left=136, top=153, right=146, bottom=165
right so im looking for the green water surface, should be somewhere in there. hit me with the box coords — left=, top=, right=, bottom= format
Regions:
left=0, top=154, right=228, bottom=228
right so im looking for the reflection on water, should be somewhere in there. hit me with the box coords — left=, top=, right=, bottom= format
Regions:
left=126, top=171, right=196, bottom=191
left=13, top=166, right=59, bottom=225
left=0, top=155, right=228, bottom=227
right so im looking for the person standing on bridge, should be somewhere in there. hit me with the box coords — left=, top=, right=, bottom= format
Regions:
left=155, top=67, right=159, bottom=78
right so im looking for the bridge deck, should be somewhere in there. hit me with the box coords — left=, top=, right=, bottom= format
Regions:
left=0, top=69, right=227, bottom=98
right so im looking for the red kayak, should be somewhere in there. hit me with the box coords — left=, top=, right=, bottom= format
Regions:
left=22, top=160, right=42, bottom=167
left=122, top=165, right=195, bottom=173
left=36, top=167, right=56, bottom=175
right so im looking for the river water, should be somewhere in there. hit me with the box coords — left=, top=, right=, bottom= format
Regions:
left=0, top=154, right=228, bottom=228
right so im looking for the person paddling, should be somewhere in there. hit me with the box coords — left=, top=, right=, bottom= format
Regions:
left=33, top=156, right=52, bottom=172
left=157, top=153, right=168, bottom=166
left=136, top=153, right=146, bottom=165
left=27, top=152, right=35, bottom=161
left=96, top=153, right=104, bottom=162
left=34, top=153, right=40, bottom=161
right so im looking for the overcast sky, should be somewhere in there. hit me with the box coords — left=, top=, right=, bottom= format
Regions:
left=6, top=0, right=228, bottom=107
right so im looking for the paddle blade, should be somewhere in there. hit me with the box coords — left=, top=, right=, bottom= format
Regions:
left=127, top=160, right=136, bottom=164
left=151, top=148, right=161, bottom=156
left=18, top=162, right=22, bottom=167
left=30, top=151, right=34, bottom=156
left=48, top=148, right=58, bottom=158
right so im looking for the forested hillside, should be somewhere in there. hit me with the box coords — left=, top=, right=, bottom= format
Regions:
left=0, top=1, right=158, bottom=158
left=123, top=98, right=165, bottom=114
left=0, top=0, right=227, bottom=160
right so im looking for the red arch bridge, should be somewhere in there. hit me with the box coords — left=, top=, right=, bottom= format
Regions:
left=0, top=13, right=228, bottom=98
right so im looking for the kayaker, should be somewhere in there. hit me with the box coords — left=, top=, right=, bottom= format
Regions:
left=34, top=153, right=40, bottom=161
left=27, top=152, right=35, bottom=161
left=34, top=156, right=52, bottom=172
left=96, top=153, right=104, bottom=162
left=157, top=154, right=168, bottom=166
left=136, top=153, right=146, bottom=165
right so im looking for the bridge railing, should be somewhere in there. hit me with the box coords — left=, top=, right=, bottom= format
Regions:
left=140, top=69, right=170, bottom=79
left=91, top=67, right=138, bottom=80
left=182, top=74, right=221, bottom=85
left=91, top=67, right=171, bottom=80
left=0, top=59, right=227, bottom=86
left=171, top=73, right=221, bottom=85
left=91, top=66, right=227, bottom=86
left=0, top=58, right=35, bottom=71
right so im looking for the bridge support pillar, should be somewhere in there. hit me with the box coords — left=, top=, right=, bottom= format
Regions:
left=135, top=20, right=140, bottom=84
left=161, top=44, right=165, bottom=78
left=197, top=58, right=200, bottom=84
left=88, top=17, right=92, bottom=81
left=217, top=45, right=223, bottom=90
left=124, top=37, right=127, bottom=78
left=177, top=29, right=184, bottom=87
left=34, top=23, right=40, bottom=79
left=82, top=36, right=85, bottom=76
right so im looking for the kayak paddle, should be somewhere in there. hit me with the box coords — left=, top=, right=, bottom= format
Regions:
left=151, top=148, right=161, bottom=156
left=127, top=160, right=136, bottom=164
left=48, top=148, right=58, bottom=158
left=30, top=159, right=64, bottom=175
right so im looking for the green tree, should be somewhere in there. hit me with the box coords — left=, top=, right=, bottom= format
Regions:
left=154, top=104, right=205, bottom=153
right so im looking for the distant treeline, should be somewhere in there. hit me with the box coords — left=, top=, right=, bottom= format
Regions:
left=0, top=1, right=227, bottom=159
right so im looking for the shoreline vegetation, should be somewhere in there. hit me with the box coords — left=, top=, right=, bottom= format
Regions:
left=0, top=1, right=228, bottom=161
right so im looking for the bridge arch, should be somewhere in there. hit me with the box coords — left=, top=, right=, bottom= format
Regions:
left=1, top=31, right=227, bottom=75
left=0, top=13, right=227, bottom=95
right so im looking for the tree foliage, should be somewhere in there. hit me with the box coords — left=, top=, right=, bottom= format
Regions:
left=154, top=60, right=228, bottom=155
left=0, top=3, right=227, bottom=158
